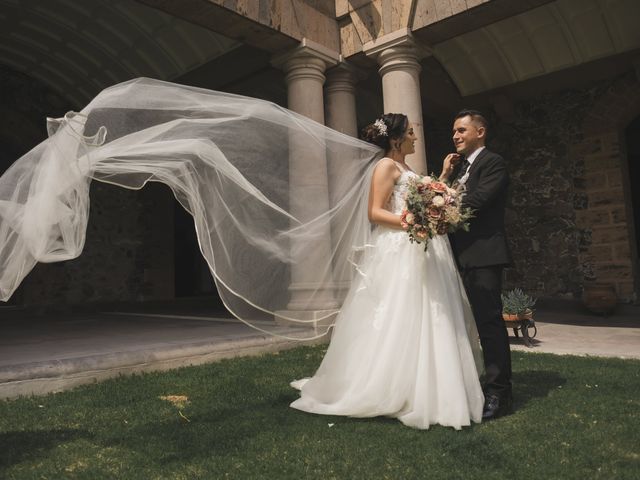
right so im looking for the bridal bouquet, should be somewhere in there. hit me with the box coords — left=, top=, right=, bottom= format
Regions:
left=400, top=175, right=473, bottom=251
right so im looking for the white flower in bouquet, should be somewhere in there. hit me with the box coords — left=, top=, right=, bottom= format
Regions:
left=432, top=195, right=445, bottom=207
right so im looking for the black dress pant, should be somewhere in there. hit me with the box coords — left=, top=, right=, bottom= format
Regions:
left=461, top=266, right=512, bottom=395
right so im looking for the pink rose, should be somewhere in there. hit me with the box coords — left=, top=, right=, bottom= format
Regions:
left=427, top=206, right=443, bottom=219
left=428, top=182, right=447, bottom=193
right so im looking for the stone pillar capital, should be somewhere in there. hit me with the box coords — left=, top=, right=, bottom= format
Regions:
left=272, top=38, right=341, bottom=85
left=272, top=38, right=339, bottom=124
left=375, top=45, right=423, bottom=78
left=325, top=62, right=363, bottom=95
left=363, top=29, right=430, bottom=69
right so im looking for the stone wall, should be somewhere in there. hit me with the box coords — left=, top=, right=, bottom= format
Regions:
left=573, top=73, right=640, bottom=301
left=491, top=87, right=600, bottom=300
left=424, top=72, right=639, bottom=302
left=22, top=182, right=175, bottom=308
left=4, top=65, right=638, bottom=308
left=0, top=67, right=66, bottom=307
left=0, top=67, right=175, bottom=309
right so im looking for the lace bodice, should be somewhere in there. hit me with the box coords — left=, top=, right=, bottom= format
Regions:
left=388, top=169, right=418, bottom=215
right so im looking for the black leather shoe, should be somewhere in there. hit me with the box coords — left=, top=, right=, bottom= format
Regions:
left=482, top=392, right=513, bottom=420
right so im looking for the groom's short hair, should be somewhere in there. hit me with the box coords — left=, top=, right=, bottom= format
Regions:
left=454, top=109, right=488, bottom=134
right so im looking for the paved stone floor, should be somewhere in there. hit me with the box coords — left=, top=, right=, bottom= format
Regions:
left=0, top=299, right=638, bottom=399
left=509, top=302, right=640, bottom=358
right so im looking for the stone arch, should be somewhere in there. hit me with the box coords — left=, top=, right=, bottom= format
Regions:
left=582, top=73, right=640, bottom=135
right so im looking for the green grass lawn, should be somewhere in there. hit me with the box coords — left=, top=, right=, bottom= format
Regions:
left=1, top=347, right=639, bottom=479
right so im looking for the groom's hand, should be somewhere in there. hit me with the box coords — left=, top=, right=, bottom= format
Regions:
left=440, top=153, right=461, bottom=181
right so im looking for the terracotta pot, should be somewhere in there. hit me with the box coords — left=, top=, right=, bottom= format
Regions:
left=582, top=283, right=617, bottom=315
left=503, top=309, right=533, bottom=322
left=517, top=309, right=533, bottom=321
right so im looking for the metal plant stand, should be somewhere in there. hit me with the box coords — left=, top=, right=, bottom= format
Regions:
left=504, top=317, right=537, bottom=347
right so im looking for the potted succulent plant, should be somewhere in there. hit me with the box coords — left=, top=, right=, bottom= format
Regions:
left=501, top=288, right=537, bottom=346
left=501, top=288, right=536, bottom=321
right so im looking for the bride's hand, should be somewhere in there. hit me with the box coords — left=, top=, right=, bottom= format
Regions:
left=440, top=153, right=460, bottom=181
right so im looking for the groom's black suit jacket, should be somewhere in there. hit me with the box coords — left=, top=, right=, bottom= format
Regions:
left=451, top=148, right=511, bottom=269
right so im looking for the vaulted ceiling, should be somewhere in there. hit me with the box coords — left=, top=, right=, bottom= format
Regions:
left=0, top=0, right=240, bottom=107
left=1, top=0, right=638, bottom=108
left=431, top=0, right=640, bottom=96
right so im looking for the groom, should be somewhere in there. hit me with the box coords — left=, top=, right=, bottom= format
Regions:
left=441, top=109, right=513, bottom=420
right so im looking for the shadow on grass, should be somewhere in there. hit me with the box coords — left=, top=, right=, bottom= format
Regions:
left=0, top=429, right=91, bottom=470
left=513, top=369, right=566, bottom=409
left=99, top=400, right=277, bottom=464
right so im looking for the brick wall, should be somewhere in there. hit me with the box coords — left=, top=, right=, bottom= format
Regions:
left=573, top=73, right=640, bottom=301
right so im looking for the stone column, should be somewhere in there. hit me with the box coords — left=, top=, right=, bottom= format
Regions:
left=324, top=64, right=358, bottom=137
left=272, top=39, right=340, bottom=330
left=323, top=63, right=361, bottom=303
left=364, top=30, right=429, bottom=174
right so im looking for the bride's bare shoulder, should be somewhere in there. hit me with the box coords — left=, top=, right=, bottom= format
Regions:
left=374, top=157, right=400, bottom=178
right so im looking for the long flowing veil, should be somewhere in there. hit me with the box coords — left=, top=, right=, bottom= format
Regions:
left=0, top=78, right=382, bottom=339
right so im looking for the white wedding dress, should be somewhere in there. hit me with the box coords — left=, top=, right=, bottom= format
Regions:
left=290, top=168, right=484, bottom=430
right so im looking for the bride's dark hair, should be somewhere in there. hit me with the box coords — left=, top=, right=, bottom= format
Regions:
left=361, top=113, right=409, bottom=151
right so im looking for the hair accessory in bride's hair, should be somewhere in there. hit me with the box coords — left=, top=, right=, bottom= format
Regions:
left=373, top=118, right=388, bottom=137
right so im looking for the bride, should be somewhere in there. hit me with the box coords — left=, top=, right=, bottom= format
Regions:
left=0, top=79, right=481, bottom=429
left=290, top=113, right=484, bottom=430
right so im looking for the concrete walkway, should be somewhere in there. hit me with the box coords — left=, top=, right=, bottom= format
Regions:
left=0, top=299, right=638, bottom=399
left=509, top=304, right=640, bottom=358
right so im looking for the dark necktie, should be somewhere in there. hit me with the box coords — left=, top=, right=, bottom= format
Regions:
left=457, top=159, right=471, bottom=180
